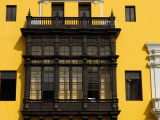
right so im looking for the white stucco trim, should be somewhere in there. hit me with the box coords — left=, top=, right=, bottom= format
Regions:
left=39, top=0, right=42, bottom=17
left=146, top=43, right=160, bottom=120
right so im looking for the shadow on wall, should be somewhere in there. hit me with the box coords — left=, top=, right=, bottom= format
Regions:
left=144, top=101, right=155, bottom=120
left=142, top=44, right=150, bottom=69
left=14, top=21, right=26, bottom=120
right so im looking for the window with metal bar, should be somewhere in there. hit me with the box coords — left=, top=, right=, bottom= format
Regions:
left=125, top=71, right=142, bottom=100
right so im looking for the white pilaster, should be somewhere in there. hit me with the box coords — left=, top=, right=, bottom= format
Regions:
left=146, top=43, right=160, bottom=120
left=39, top=0, right=43, bottom=17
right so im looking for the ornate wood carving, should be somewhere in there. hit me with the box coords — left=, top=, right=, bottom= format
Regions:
left=70, top=103, right=83, bottom=109
left=88, top=103, right=98, bottom=109
left=59, top=39, right=69, bottom=46
left=41, top=103, right=54, bottom=109
left=111, top=116, right=117, bottom=120
left=73, top=39, right=82, bottom=46
left=32, top=39, right=42, bottom=46
left=100, top=103, right=111, bottom=109
left=87, top=39, right=97, bottom=46
left=44, top=38, right=54, bottom=46
left=58, top=103, right=70, bottom=109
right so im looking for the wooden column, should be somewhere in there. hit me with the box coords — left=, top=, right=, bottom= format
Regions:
left=110, top=35, right=116, bottom=55
left=24, top=35, right=32, bottom=101
left=83, top=36, right=88, bottom=99
left=54, top=35, right=59, bottom=99
left=69, top=67, right=72, bottom=99
left=41, top=67, right=44, bottom=99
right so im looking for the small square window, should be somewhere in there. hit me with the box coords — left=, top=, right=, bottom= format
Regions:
left=125, top=71, right=142, bottom=100
left=125, top=6, right=136, bottom=22
left=6, top=6, right=17, bottom=21
left=0, top=71, right=17, bottom=101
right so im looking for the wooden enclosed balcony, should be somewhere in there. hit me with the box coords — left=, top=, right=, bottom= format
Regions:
left=26, top=9, right=115, bottom=29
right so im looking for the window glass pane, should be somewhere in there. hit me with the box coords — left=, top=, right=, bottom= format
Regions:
left=80, top=11, right=83, bottom=17
left=125, top=8, right=130, bottom=21
left=7, top=7, right=11, bottom=21
left=53, top=11, right=56, bottom=17
left=59, top=11, right=63, bottom=17
left=131, top=8, right=135, bottom=22
left=126, top=72, right=140, bottom=78
left=1, top=71, right=16, bottom=79
left=12, top=7, right=16, bottom=21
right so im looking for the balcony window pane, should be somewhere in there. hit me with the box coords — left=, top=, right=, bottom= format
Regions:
left=7, top=7, right=11, bottom=21
left=12, top=7, right=16, bottom=21
left=131, top=8, right=135, bottom=22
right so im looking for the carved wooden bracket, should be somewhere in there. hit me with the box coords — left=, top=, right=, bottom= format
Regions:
left=54, top=116, right=59, bottom=120
left=39, top=116, right=44, bottom=120
left=97, top=116, right=102, bottom=120
left=24, top=116, right=30, bottom=120
left=83, top=116, right=88, bottom=120
left=111, top=116, right=117, bottom=120
left=69, top=116, right=73, bottom=120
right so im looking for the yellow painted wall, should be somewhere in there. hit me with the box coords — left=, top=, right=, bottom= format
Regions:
left=0, top=0, right=157, bottom=120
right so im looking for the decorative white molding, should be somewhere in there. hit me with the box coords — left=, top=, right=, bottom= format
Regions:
left=146, top=43, right=160, bottom=120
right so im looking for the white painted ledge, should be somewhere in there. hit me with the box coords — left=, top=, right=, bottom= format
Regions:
left=146, top=43, right=160, bottom=120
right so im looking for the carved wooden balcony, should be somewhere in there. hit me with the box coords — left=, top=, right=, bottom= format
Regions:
left=26, top=9, right=115, bottom=29
left=22, top=99, right=120, bottom=116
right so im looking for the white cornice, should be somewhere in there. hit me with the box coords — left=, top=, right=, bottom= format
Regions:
left=40, top=0, right=104, bottom=5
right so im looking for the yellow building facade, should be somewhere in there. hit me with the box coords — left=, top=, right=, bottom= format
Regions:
left=0, top=0, right=159, bottom=120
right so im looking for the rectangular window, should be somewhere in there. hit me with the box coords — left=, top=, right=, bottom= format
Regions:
left=79, top=4, right=91, bottom=17
left=125, top=71, right=142, bottom=100
left=52, top=4, right=64, bottom=17
left=30, top=67, right=41, bottom=99
left=88, top=67, right=98, bottom=99
left=6, top=6, right=16, bottom=21
left=0, top=71, right=16, bottom=101
left=125, top=6, right=136, bottom=22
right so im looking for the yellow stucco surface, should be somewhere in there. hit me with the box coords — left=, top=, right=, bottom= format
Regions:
left=0, top=0, right=157, bottom=120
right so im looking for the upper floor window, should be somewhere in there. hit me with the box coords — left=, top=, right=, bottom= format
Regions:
left=0, top=71, right=16, bottom=101
left=60, top=46, right=69, bottom=55
left=100, top=46, right=110, bottom=56
left=32, top=46, right=41, bottom=55
left=125, top=6, right=136, bottom=22
left=125, top=71, right=142, bottom=100
left=6, top=6, right=16, bottom=21
left=79, top=4, right=91, bottom=17
left=52, top=4, right=64, bottom=17
left=88, top=46, right=97, bottom=56
left=44, top=46, right=54, bottom=55
left=72, top=46, right=82, bottom=55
